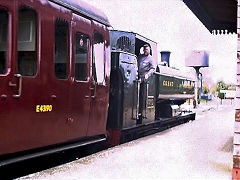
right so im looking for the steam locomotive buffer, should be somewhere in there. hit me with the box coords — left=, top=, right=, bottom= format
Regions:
left=107, top=30, right=196, bottom=145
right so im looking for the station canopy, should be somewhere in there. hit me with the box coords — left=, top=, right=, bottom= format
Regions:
left=183, top=0, right=237, bottom=34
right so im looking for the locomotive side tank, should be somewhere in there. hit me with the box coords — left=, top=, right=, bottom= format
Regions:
left=155, top=65, right=195, bottom=118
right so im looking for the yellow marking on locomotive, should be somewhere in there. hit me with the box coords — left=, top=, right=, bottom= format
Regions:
left=163, top=80, right=174, bottom=87
left=183, top=85, right=193, bottom=89
left=36, top=105, right=53, bottom=112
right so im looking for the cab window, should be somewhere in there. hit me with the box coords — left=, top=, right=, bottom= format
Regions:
left=0, top=9, right=9, bottom=74
left=75, top=33, right=89, bottom=81
left=18, top=7, right=38, bottom=76
left=93, top=32, right=104, bottom=83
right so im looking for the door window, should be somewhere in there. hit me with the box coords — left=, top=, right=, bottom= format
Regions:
left=54, top=19, right=69, bottom=79
left=18, top=7, right=38, bottom=76
left=75, top=33, right=89, bottom=81
left=93, top=32, right=105, bottom=83
left=0, top=9, right=8, bottom=75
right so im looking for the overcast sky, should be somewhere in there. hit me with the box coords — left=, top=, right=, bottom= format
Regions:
left=81, top=0, right=237, bottom=85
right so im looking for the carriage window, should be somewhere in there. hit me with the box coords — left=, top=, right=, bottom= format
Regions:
left=0, top=9, right=8, bottom=74
left=55, top=19, right=69, bottom=79
left=18, top=7, right=37, bottom=76
left=93, top=32, right=104, bottom=83
left=75, top=33, right=89, bottom=81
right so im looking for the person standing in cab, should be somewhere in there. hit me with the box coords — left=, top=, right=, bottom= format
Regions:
left=137, top=44, right=155, bottom=124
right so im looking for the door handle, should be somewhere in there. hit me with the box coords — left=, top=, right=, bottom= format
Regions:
left=85, top=84, right=96, bottom=99
left=10, top=74, right=22, bottom=98
left=90, top=86, right=96, bottom=99
left=90, top=83, right=96, bottom=99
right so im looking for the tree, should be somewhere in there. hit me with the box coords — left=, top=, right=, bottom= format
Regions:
left=216, top=81, right=229, bottom=92
left=215, top=81, right=229, bottom=104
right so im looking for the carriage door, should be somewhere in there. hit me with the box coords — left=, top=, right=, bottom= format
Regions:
left=87, top=32, right=108, bottom=136
left=70, top=15, right=92, bottom=138
left=11, top=6, right=41, bottom=114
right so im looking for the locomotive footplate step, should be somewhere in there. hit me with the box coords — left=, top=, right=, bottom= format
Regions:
left=120, top=113, right=195, bottom=143
left=158, top=112, right=196, bottom=125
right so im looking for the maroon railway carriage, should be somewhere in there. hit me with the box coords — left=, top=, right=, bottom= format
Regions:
left=0, top=0, right=195, bottom=165
left=0, top=0, right=111, bottom=163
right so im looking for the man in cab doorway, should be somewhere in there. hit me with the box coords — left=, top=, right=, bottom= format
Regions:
left=137, top=44, right=154, bottom=124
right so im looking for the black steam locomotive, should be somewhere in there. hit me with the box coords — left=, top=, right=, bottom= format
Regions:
left=107, top=30, right=195, bottom=145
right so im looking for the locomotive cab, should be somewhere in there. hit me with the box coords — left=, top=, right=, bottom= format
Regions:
left=108, top=31, right=158, bottom=123
left=107, top=31, right=158, bottom=145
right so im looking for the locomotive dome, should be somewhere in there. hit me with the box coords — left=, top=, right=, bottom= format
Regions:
left=50, top=0, right=111, bottom=26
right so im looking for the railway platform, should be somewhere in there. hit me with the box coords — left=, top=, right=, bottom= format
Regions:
left=19, top=100, right=234, bottom=179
